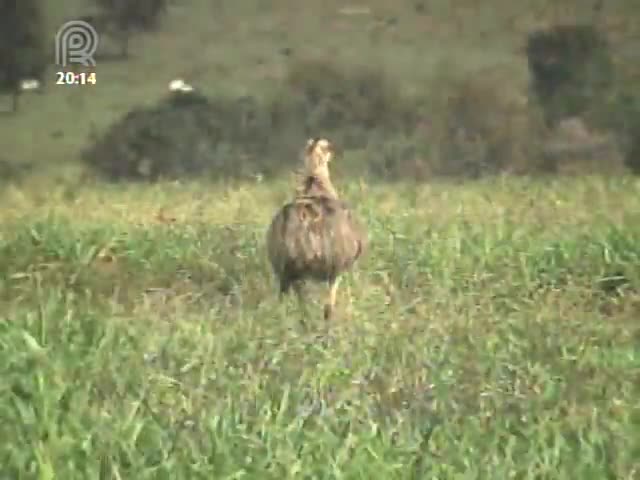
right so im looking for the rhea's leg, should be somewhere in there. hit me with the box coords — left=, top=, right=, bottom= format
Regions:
left=279, top=276, right=307, bottom=329
left=324, top=276, right=342, bottom=320
left=291, top=280, right=310, bottom=328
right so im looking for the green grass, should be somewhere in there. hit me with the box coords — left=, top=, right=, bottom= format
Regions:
left=1, top=175, right=639, bottom=478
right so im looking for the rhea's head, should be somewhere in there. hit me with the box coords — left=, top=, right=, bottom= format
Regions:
left=304, top=138, right=335, bottom=178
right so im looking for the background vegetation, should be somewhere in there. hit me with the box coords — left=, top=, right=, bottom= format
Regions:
left=0, top=0, right=639, bottom=477
left=2, top=0, right=640, bottom=181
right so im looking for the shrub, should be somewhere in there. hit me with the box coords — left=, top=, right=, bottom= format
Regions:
left=81, top=91, right=290, bottom=181
left=427, top=66, right=548, bottom=178
left=87, top=56, right=627, bottom=182
left=526, top=24, right=614, bottom=126
left=362, top=133, right=433, bottom=181
left=277, top=58, right=422, bottom=148
left=540, top=117, right=626, bottom=175
left=606, top=92, right=640, bottom=174
left=0, top=158, right=33, bottom=184
left=585, top=68, right=640, bottom=175
left=82, top=58, right=429, bottom=182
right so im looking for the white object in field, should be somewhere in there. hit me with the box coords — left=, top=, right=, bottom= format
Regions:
left=168, top=78, right=194, bottom=92
left=19, top=79, right=41, bottom=91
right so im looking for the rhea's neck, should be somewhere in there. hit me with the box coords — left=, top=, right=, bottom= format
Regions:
left=296, top=172, right=338, bottom=199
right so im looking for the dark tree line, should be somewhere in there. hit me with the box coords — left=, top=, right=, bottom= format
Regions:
left=0, top=0, right=46, bottom=112
left=0, top=0, right=167, bottom=112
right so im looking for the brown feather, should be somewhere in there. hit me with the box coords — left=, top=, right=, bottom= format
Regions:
left=266, top=138, right=367, bottom=318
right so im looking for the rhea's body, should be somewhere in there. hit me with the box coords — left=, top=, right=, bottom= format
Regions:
left=266, top=138, right=366, bottom=319
left=267, top=193, right=363, bottom=290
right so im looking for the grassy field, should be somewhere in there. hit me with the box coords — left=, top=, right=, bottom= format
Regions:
left=1, top=175, right=639, bottom=478
left=1, top=0, right=640, bottom=477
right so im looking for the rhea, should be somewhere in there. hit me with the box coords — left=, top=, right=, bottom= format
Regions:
left=266, top=138, right=367, bottom=320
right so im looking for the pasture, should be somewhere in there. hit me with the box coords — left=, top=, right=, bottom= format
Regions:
left=1, top=0, right=639, bottom=477
left=1, top=176, right=639, bottom=477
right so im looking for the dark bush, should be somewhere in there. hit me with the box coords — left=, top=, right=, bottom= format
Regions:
left=540, top=117, right=626, bottom=175
left=0, top=158, right=33, bottom=184
left=427, top=66, right=549, bottom=178
left=81, top=91, right=292, bottom=181
left=610, top=92, right=640, bottom=174
left=82, top=58, right=429, bottom=181
left=585, top=74, right=640, bottom=175
left=526, top=24, right=614, bottom=126
left=86, top=54, right=624, bottom=182
left=0, top=0, right=47, bottom=111
left=279, top=58, right=422, bottom=148
left=363, top=134, right=433, bottom=181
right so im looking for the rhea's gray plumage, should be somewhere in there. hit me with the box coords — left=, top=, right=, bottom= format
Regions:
left=266, top=138, right=366, bottom=320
